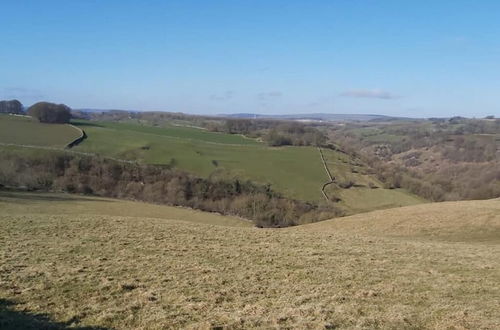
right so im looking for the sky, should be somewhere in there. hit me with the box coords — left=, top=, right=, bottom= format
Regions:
left=1, top=0, right=499, bottom=117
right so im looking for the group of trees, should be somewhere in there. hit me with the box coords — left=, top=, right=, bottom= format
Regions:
left=222, top=119, right=327, bottom=146
left=0, top=99, right=24, bottom=114
left=374, top=160, right=500, bottom=201
left=265, top=122, right=327, bottom=146
left=27, top=102, right=71, bottom=123
left=0, top=99, right=72, bottom=124
left=0, top=149, right=342, bottom=227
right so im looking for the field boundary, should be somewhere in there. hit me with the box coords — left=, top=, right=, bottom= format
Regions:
left=318, top=147, right=339, bottom=202
left=66, top=124, right=87, bottom=148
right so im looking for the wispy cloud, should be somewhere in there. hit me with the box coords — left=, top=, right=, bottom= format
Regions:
left=209, top=90, right=235, bottom=101
left=340, top=89, right=399, bottom=100
left=257, top=91, right=282, bottom=101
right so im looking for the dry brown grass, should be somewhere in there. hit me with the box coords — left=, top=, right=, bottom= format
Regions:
left=1, top=191, right=499, bottom=329
left=303, top=198, right=500, bottom=243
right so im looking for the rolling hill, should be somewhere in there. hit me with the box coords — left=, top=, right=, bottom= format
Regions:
left=71, top=119, right=423, bottom=210
left=0, top=114, right=424, bottom=214
left=1, top=191, right=498, bottom=329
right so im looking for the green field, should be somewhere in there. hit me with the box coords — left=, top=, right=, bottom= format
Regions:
left=71, top=120, right=332, bottom=201
left=1, top=191, right=498, bottom=329
left=0, top=114, right=81, bottom=148
left=0, top=115, right=425, bottom=211
left=71, top=120, right=424, bottom=206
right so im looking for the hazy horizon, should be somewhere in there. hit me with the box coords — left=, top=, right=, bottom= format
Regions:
left=1, top=1, right=499, bottom=117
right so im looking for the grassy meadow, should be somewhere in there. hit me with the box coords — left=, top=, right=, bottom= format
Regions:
left=72, top=120, right=330, bottom=202
left=0, top=114, right=81, bottom=148
left=1, top=191, right=499, bottom=329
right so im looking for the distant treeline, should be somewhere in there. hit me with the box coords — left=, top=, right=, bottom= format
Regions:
left=0, top=148, right=341, bottom=227
left=221, top=119, right=327, bottom=146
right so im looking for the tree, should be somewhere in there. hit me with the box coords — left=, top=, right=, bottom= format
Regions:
left=27, top=102, right=71, bottom=123
left=0, top=99, right=24, bottom=114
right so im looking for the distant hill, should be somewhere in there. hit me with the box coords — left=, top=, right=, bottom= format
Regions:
left=219, top=113, right=414, bottom=122
left=74, top=108, right=414, bottom=122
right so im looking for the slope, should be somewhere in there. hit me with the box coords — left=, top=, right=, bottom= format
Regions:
left=0, top=114, right=81, bottom=148
left=0, top=191, right=498, bottom=329
left=0, top=190, right=251, bottom=228
left=302, top=198, right=500, bottom=243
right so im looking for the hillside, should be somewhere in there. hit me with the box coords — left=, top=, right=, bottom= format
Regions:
left=320, top=147, right=425, bottom=213
left=0, top=114, right=429, bottom=218
left=304, top=198, right=500, bottom=243
left=69, top=120, right=423, bottom=209
left=0, top=191, right=251, bottom=228
left=0, top=114, right=425, bottom=215
left=329, top=118, right=500, bottom=201
left=0, top=191, right=498, bottom=329
left=0, top=114, right=81, bottom=148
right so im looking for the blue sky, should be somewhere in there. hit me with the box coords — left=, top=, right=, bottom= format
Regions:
left=1, top=1, right=499, bottom=117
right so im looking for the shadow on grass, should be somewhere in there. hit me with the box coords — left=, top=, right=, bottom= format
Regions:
left=0, top=299, right=110, bottom=330
left=0, top=190, right=114, bottom=203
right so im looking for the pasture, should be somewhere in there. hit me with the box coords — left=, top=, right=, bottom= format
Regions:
left=0, top=115, right=425, bottom=212
left=0, top=191, right=498, bottom=329
left=0, top=114, right=81, bottom=148
left=72, top=120, right=423, bottom=209
left=73, top=120, right=337, bottom=201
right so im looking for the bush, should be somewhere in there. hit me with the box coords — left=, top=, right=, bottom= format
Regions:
left=27, top=102, right=71, bottom=123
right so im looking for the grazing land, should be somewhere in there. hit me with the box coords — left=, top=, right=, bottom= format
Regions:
left=320, top=149, right=425, bottom=213
left=0, top=114, right=425, bottom=213
left=0, top=191, right=499, bottom=329
left=72, top=120, right=328, bottom=201
left=0, top=114, right=81, bottom=148
left=70, top=120, right=422, bottom=210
